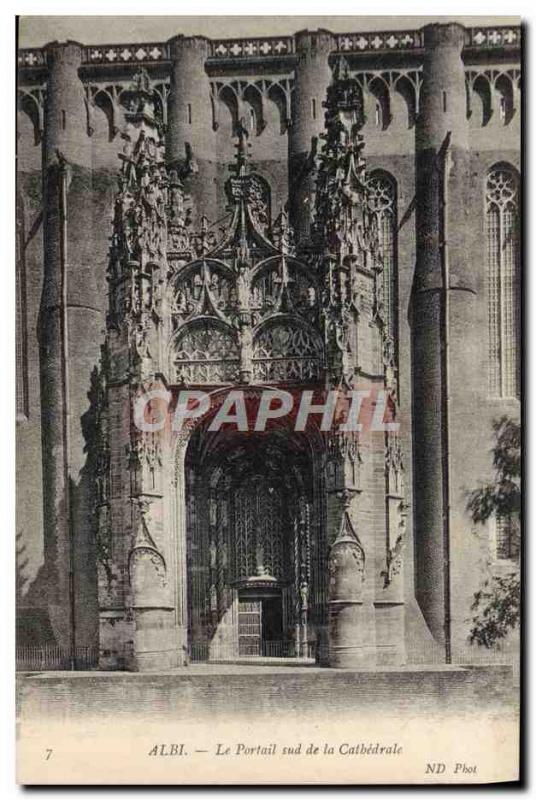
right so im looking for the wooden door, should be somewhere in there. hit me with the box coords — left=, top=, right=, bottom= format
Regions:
left=238, top=599, right=262, bottom=656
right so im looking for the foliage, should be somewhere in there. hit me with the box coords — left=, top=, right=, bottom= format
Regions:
left=467, top=416, right=521, bottom=524
left=467, top=416, right=521, bottom=648
left=469, top=572, right=520, bottom=648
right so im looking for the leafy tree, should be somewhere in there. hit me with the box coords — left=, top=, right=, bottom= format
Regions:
left=467, top=416, right=521, bottom=648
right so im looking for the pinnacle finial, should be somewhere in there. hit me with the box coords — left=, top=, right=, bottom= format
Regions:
left=332, top=55, right=351, bottom=83
left=132, top=67, right=152, bottom=95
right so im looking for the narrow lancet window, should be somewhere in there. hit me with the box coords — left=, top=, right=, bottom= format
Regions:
left=486, top=165, right=520, bottom=398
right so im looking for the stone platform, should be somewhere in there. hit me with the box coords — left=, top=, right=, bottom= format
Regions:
left=17, top=662, right=517, bottom=724
left=16, top=664, right=520, bottom=784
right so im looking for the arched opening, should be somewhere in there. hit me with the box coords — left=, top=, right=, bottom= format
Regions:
left=394, top=75, right=417, bottom=129
left=495, top=74, right=515, bottom=125
left=183, top=418, right=325, bottom=663
left=471, top=75, right=493, bottom=127
left=17, top=91, right=42, bottom=146
left=367, top=77, right=391, bottom=131
left=218, top=85, right=240, bottom=137
left=93, top=89, right=117, bottom=141
left=267, top=82, right=289, bottom=135
left=243, top=84, right=264, bottom=136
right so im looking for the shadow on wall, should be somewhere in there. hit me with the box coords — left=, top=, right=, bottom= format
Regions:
left=16, top=367, right=101, bottom=650
left=16, top=531, right=56, bottom=646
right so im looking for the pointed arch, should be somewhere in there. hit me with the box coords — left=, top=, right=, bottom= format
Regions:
left=367, top=76, right=391, bottom=131
left=394, top=75, right=416, bottom=129
left=218, top=85, right=240, bottom=136
left=267, top=82, right=289, bottom=135
left=494, top=74, right=515, bottom=125
left=250, top=255, right=318, bottom=321
left=170, top=258, right=237, bottom=327
left=486, top=163, right=520, bottom=398
left=471, top=74, right=493, bottom=127
left=243, top=83, right=265, bottom=136
left=93, top=89, right=118, bottom=141
left=17, top=90, right=42, bottom=145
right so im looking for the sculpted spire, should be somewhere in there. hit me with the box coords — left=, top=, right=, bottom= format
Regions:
left=208, top=122, right=276, bottom=263
left=312, top=60, right=384, bottom=388
left=312, top=56, right=378, bottom=267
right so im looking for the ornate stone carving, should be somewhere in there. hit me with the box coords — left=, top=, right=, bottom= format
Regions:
left=106, top=68, right=170, bottom=365
left=381, top=501, right=407, bottom=588
left=166, top=119, right=322, bottom=386
left=172, top=321, right=240, bottom=384
left=250, top=257, right=317, bottom=323
left=128, top=498, right=167, bottom=589
left=385, top=431, right=404, bottom=494
left=252, top=320, right=323, bottom=382
left=171, top=260, right=236, bottom=329
left=311, top=57, right=387, bottom=387
left=272, top=210, right=296, bottom=256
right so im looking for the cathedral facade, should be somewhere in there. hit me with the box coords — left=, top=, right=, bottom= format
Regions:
left=16, top=22, right=521, bottom=671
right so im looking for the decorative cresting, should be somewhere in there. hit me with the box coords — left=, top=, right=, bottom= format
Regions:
left=167, top=118, right=324, bottom=386
left=17, top=25, right=521, bottom=69
left=311, top=56, right=395, bottom=393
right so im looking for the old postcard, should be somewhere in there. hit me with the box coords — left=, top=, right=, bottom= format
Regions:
left=16, top=14, right=521, bottom=784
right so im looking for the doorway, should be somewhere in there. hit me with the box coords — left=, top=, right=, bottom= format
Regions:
left=238, top=591, right=283, bottom=656
left=184, top=426, right=323, bottom=662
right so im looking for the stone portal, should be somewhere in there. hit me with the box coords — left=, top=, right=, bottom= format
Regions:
left=185, top=428, right=323, bottom=661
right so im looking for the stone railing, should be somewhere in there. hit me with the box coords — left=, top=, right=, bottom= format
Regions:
left=18, top=47, right=45, bottom=67
left=17, top=25, right=521, bottom=70
left=335, top=29, right=423, bottom=53
left=209, top=35, right=295, bottom=59
left=82, top=42, right=170, bottom=65
left=466, top=25, right=521, bottom=48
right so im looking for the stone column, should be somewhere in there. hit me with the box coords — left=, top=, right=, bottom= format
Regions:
left=40, top=41, right=102, bottom=657
left=166, top=35, right=217, bottom=223
left=411, top=23, right=475, bottom=647
left=289, top=30, right=334, bottom=246
left=327, top=490, right=374, bottom=668
left=324, top=429, right=377, bottom=669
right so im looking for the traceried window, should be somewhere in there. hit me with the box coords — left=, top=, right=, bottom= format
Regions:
left=494, top=515, right=520, bottom=561
left=172, top=321, right=240, bottom=384
left=486, top=165, right=520, bottom=398
left=252, top=320, right=323, bottom=383
left=367, top=171, right=398, bottom=342
left=234, top=476, right=284, bottom=582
